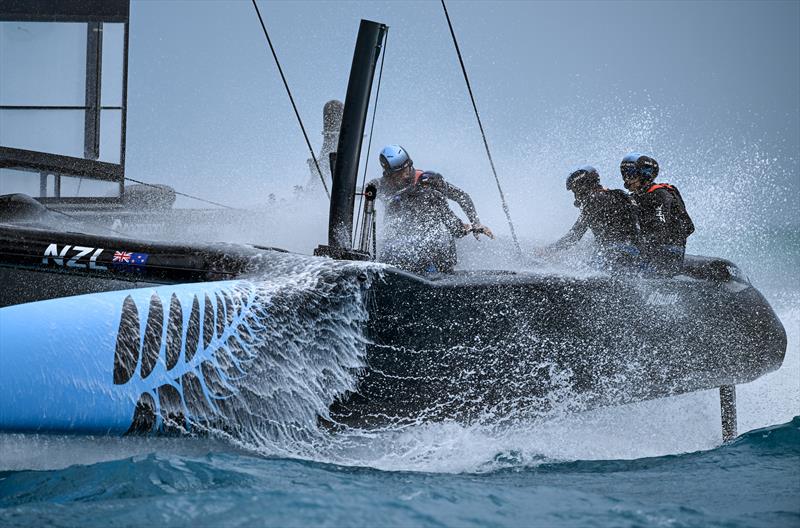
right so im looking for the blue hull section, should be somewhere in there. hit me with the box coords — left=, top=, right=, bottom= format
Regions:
left=0, top=281, right=249, bottom=434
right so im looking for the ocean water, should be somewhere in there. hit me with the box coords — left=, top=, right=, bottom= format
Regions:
left=0, top=416, right=798, bottom=528
left=0, top=269, right=798, bottom=528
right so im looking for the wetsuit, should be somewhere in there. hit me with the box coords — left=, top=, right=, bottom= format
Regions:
left=553, top=188, right=639, bottom=269
left=368, top=170, right=479, bottom=274
left=631, top=183, right=694, bottom=273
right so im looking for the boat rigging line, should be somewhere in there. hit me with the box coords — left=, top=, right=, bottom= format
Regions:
left=46, top=206, right=132, bottom=238
left=440, top=0, right=522, bottom=257
left=250, top=0, right=331, bottom=199
left=48, top=175, right=240, bottom=236
left=354, top=28, right=389, bottom=249
left=124, top=177, right=237, bottom=210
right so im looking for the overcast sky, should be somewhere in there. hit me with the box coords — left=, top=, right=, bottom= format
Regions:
left=117, top=1, right=799, bottom=231
left=2, top=0, right=798, bottom=248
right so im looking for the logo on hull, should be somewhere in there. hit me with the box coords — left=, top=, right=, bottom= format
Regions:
left=42, top=244, right=106, bottom=270
left=646, top=291, right=679, bottom=306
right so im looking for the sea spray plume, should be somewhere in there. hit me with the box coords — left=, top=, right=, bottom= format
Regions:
left=219, top=261, right=379, bottom=455
left=678, top=143, right=793, bottom=283
left=115, top=252, right=383, bottom=455
left=490, top=96, right=792, bottom=281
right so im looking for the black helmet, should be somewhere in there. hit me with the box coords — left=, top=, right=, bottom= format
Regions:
left=620, top=153, right=659, bottom=183
left=566, top=165, right=600, bottom=192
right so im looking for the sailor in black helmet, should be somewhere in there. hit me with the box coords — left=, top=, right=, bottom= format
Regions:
left=620, top=153, right=694, bottom=273
left=366, top=144, right=493, bottom=274
left=545, top=165, right=639, bottom=269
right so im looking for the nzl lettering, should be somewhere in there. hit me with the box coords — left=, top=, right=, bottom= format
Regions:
left=42, top=244, right=107, bottom=270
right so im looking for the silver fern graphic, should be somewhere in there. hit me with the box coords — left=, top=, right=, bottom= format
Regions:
left=114, top=282, right=265, bottom=435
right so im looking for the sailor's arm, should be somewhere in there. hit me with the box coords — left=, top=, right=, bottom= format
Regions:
left=440, top=180, right=479, bottom=223
left=441, top=207, right=471, bottom=238
left=551, top=216, right=589, bottom=250
left=438, top=179, right=494, bottom=238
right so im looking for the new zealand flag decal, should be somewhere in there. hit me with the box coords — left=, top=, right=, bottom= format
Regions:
left=112, top=250, right=149, bottom=272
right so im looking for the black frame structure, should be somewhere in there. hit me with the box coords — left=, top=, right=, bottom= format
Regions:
left=315, top=19, right=387, bottom=260
left=0, top=0, right=130, bottom=205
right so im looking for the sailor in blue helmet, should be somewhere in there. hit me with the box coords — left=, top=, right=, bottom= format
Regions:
left=367, top=145, right=493, bottom=274
left=545, top=165, right=639, bottom=269
left=620, top=153, right=694, bottom=273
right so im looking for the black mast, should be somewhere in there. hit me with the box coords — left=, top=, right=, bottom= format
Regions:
left=316, top=19, right=387, bottom=260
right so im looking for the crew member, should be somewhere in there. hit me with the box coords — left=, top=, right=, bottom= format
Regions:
left=620, top=153, right=694, bottom=273
left=548, top=165, right=639, bottom=269
left=367, top=145, right=493, bottom=274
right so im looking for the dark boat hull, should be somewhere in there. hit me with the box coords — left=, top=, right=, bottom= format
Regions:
left=0, top=222, right=787, bottom=433
left=330, top=264, right=786, bottom=427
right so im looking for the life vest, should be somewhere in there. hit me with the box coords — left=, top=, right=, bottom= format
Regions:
left=645, top=183, right=695, bottom=237
left=646, top=183, right=675, bottom=193
left=411, top=170, right=443, bottom=191
left=414, top=169, right=443, bottom=187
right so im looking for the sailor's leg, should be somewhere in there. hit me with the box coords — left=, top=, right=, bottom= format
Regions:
left=720, top=384, right=737, bottom=443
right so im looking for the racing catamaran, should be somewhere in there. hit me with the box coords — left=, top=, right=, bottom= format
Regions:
left=0, top=1, right=786, bottom=442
